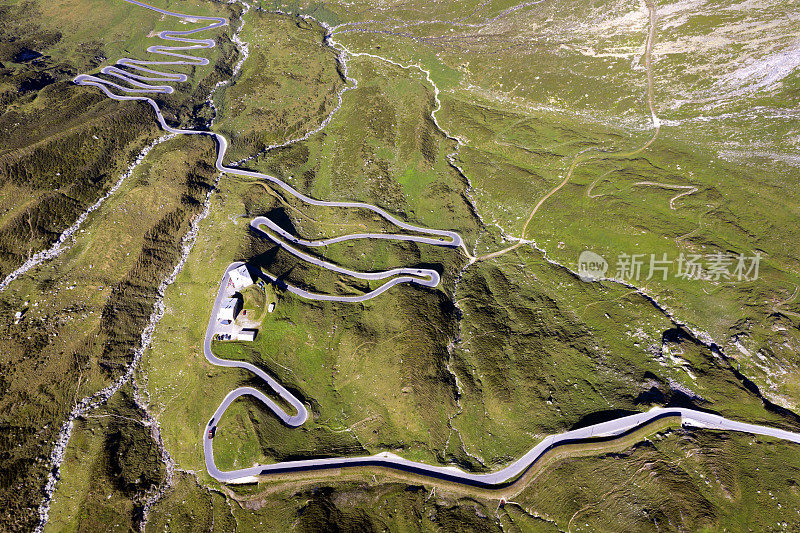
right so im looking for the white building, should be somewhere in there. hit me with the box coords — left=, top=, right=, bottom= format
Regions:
left=236, top=329, right=257, bottom=341
left=218, top=296, right=240, bottom=322
left=229, top=265, right=254, bottom=289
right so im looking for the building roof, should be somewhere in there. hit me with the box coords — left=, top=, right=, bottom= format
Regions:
left=221, top=297, right=239, bottom=309
left=218, top=297, right=240, bottom=320
left=236, top=329, right=257, bottom=341
left=229, top=265, right=253, bottom=289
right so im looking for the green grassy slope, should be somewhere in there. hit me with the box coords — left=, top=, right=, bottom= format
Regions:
left=305, top=0, right=800, bottom=413
left=141, top=427, right=800, bottom=532
left=212, top=9, right=346, bottom=162
left=44, top=387, right=166, bottom=533
left=1, top=134, right=217, bottom=531
left=0, top=0, right=236, bottom=279
left=29, top=0, right=800, bottom=531
left=509, top=428, right=800, bottom=532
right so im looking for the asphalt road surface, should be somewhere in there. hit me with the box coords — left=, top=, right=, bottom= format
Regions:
left=203, top=405, right=800, bottom=485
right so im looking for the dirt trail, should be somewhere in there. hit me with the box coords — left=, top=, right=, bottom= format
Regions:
left=476, top=0, right=661, bottom=262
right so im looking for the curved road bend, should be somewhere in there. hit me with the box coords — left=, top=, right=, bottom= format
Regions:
left=203, top=264, right=800, bottom=486
left=249, top=217, right=441, bottom=302
left=203, top=262, right=308, bottom=428
left=77, top=0, right=800, bottom=489
left=204, top=402, right=800, bottom=485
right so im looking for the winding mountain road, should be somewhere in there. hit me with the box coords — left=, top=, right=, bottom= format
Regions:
left=201, top=264, right=800, bottom=486
left=203, top=263, right=308, bottom=427
left=203, top=404, right=800, bottom=485
left=249, top=217, right=442, bottom=302
left=77, top=0, right=800, bottom=490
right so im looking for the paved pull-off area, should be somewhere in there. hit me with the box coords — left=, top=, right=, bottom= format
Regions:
left=76, top=0, right=800, bottom=488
